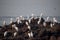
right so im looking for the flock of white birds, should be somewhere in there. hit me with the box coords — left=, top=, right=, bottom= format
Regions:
left=2, top=13, right=58, bottom=38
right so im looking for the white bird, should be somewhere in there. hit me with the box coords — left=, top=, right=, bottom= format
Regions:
left=43, top=22, right=46, bottom=27
left=20, top=16, right=23, bottom=19
left=31, top=14, right=34, bottom=17
left=37, top=17, right=41, bottom=24
left=50, top=23, right=53, bottom=27
left=38, top=13, right=43, bottom=24
left=30, top=31, right=33, bottom=37
left=12, top=24, right=18, bottom=32
left=26, top=22, right=29, bottom=25
left=31, top=13, right=34, bottom=19
left=46, top=16, right=49, bottom=21
left=53, top=17, right=58, bottom=23
left=17, top=19, right=20, bottom=24
left=14, top=32, right=17, bottom=37
left=28, top=32, right=31, bottom=38
left=16, top=17, right=20, bottom=24
left=10, top=18, right=13, bottom=24
left=28, top=31, right=33, bottom=38
left=28, top=25, right=31, bottom=30
left=15, top=26, right=18, bottom=32
left=38, top=20, right=40, bottom=24
left=28, top=19, right=31, bottom=23
left=20, top=16, right=24, bottom=20
left=40, top=13, right=43, bottom=17
left=19, top=20, right=22, bottom=23
left=4, top=31, right=7, bottom=37
left=3, top=20, right=6, bottom=26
